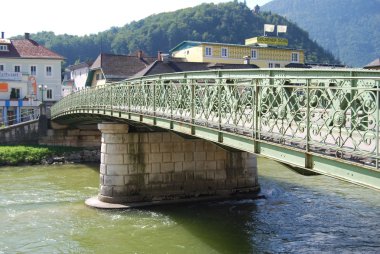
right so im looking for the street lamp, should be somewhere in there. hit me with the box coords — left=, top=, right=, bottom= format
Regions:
left=38, top=84, right=47, bottom=102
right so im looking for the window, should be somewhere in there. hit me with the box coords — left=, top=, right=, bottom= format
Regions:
left=251, top=49, right=257, bottom=59
left=30, top=66, right=37, bottom=76
left=275, top=63, right=281, bottom=68
left=221, top=47, right=228, bottom=58
left=96, top=74, right=101, bottom=80
left=46, top=66, right=52, bottom=76
left=14, top=65, right=21, bottom=72
left=0, top=45, right=8, bottom=51
left=205, top=46, right=213, bottom=57
left=10, top=88, right=20, bottom=99
left=291, top=52, right=299, bottom=63
left=46, top=89, right=53, bottom=99
left=0, top=65, right=4, bottom=71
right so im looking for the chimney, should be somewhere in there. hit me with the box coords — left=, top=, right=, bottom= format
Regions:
left=243, top=56, right=251, bottom=65
left=1, top=32, right=4, bottom=39
left=161, top=54, right=170, bottom=63
left=25, top=33, right=30, bottom=40
left=137, top=50, right=143, bottom=59
left=157, top=51, right=162, bottom=61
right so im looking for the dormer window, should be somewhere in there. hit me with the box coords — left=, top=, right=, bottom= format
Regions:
left=0, top=45, right=8, bottom=51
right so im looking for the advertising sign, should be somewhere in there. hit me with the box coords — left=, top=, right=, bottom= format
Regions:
left=0, top=71, right=22, bottom=81
left=245, top=36, right=288, bottom=46
left=0, top=83, right=8, bottom=92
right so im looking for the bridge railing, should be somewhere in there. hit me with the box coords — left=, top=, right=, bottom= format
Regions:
left=51, top=69, right=380, bottom=170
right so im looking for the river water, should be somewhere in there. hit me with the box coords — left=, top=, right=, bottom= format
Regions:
left=0, top=157, right=379, bottom=254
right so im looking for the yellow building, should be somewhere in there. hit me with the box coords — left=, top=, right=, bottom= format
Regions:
left=170, top=36, right=305, bottom=68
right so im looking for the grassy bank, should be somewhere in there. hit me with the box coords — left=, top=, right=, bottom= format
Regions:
left=0, top=145, right=82, bottom=165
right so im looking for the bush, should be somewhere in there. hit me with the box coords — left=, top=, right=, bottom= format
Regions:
left=0, top=145, right=82, bottom=165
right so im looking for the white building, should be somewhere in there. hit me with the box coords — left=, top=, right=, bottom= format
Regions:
left=62, top=61, right=92, bottom=97
left=0, top=32, right=64, bottom=125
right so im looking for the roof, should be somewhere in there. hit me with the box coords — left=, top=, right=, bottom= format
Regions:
left=364, top=58, right=380, bottom=69
left=90, top=53, right=156, bottom=81
left=67, top=60, right=94, bottom=71
left=132, top=59, right=259, bottom=78
left=0, top=39, right=64, bottom=60
left=285, top=63, right=311, bottom=68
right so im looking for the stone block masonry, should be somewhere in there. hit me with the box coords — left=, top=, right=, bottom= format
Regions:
left=98, top=123, right=259, bottom=204
left=39, top=127, right=101, bottom=148
left=0, top=120, right=40, bottom=145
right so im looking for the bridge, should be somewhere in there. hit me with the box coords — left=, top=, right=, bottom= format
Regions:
left=51, top=68, right=380, bottom=206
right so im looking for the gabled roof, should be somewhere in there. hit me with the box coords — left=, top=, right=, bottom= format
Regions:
left=0, top=39, right=64, bottom=60
left=132, top=59, right=259, bottom=78
left=90, top=53, right=156, bottom=81
left=67, top=60, right=94, bottom=71
left=364, top=58, right=380, bottom=69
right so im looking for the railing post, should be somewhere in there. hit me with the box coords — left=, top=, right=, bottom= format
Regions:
left=154, top=78, right=157, bottom=118
left=376, top=80, right=380, bottom=169
left=128, top=82, right=131, bottom=114
left=306, top=79, right=310, bottom=153
left=110, top=85, right=113, bottom=115
left=305, top=78, right=312, bottom=169
left=191, top=78, right=195, bottom=129
left=218, top=72, right=222, bottom=132
left=170, top=79, right=173, bottom=121
left=254, top=78, right=260, bottom=154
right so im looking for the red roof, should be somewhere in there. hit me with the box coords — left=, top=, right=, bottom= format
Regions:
left=0, top=39, right=64, bottom=60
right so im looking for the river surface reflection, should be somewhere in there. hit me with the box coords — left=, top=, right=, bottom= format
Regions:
left=0, top=158, right=379, bottom=253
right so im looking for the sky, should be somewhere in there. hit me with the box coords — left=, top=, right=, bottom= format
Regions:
left=2, top=0, right=271, bottom=38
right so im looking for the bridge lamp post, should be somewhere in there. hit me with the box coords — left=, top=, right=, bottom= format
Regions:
left=38, top=84, right=47, bottom=103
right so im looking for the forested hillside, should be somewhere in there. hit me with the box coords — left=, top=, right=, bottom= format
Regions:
left=262, top=0, right=380, bottom=67
left=16, top=1, right=339, bottom=66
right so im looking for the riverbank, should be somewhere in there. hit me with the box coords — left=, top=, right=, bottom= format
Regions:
left=0, top=145, right=100, bottom=166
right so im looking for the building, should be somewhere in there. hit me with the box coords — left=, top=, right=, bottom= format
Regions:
left=364, top=58, right=380, bottom=70
left=0, top=32, right=64, bottom=125
left=170, top=36, right=305, bottom=68
left=62, top=61, right=93, bottom=97
left=133, top=53, right=259, bottom=78
left=85, top=51, right=156, bottom=87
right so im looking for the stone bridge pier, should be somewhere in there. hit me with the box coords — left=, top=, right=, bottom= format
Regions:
left=88, top=123, right=259, bottom=207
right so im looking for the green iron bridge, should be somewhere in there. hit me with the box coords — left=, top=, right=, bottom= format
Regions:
left=51, top=68, right=380, bottom=192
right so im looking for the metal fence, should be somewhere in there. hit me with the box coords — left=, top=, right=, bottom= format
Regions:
left=0, top=106, right=40, bottom=128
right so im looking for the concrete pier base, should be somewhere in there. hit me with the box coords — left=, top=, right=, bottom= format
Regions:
left=93, top=123, right=259, bottom=207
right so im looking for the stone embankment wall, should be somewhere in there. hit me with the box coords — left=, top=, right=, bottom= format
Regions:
left=39, top=128, right=101, bottom=148
left=0, top=120, right=40, bottom=145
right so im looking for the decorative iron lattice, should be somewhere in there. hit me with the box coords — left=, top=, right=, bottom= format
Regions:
left=51, top=69, right=380, bottom=169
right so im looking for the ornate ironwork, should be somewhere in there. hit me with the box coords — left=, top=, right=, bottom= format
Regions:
left=51, top=69, right=380, bottom=171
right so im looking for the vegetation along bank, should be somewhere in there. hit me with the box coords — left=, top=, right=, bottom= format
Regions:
left=0, top=146, right=100, bottom=166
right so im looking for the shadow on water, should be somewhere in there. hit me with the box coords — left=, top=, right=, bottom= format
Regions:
left=147, top=199, right=260, bottom=254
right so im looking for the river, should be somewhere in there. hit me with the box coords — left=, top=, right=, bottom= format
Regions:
left=0, top=157, right=379, bottom=253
